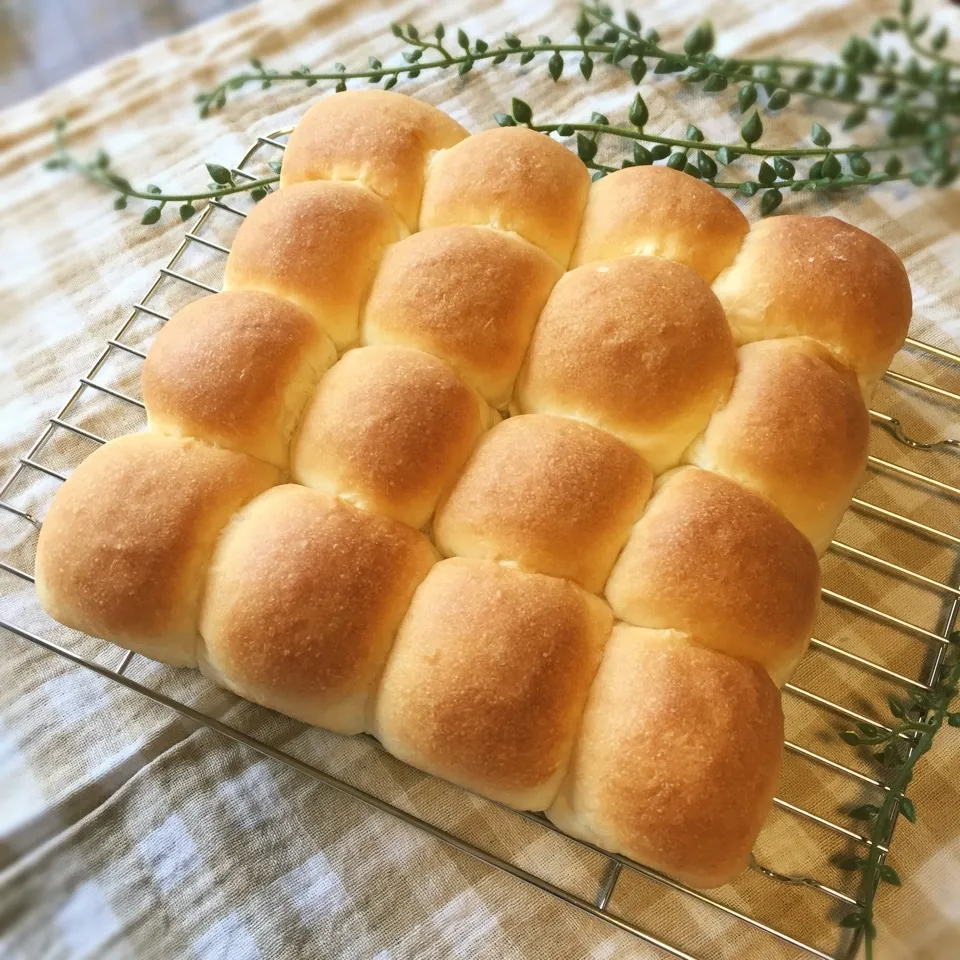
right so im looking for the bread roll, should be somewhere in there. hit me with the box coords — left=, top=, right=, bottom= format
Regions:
left=372, top=558, right=612, bottom=810
left=547, top=624, right=784, bottom=889
left=279, top=90, right=468, bottom=229
left=570, top=165, right=749, bottom=282
left=362, top=225, right=561, bottom=407
left=712, top=215, right=912, bottom=394
left=290, top=345, right=494, bottom=529
left=605, top=467, right=819, bottom=686
left=199, top=485, right=437, bottom=735
left=222, top=180, right=403, bottom=349
left=434, top=415, right=652, bottom=592
left=687, top=338, right=870, bottom=554
left=419, top=127, right=590, bottom=266
left=34, top=434, right=278, bottom=666
left=142, top=291, right=336, bottom=469
left=514, top=256, right=736, bottom=473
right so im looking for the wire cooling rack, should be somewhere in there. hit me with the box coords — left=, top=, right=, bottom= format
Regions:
left=1, top=131, right=958, bottom=960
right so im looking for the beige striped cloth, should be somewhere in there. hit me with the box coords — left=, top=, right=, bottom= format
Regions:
left=1, top=0, right=958, bottom=958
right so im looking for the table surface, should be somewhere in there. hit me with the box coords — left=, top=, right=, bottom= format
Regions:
left=0, top=0, right=250, bottom=107
left=0, top=0, right=959, bottom=958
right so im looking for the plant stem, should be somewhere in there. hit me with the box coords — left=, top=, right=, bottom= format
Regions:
left=531, top=120, right=951, bottom=157
left=858, top=656, right=960, bottom=960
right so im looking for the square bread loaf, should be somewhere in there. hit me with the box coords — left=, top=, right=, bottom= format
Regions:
left=34, top=90, right=912, bottom=890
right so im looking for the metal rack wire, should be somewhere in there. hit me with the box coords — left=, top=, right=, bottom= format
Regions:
left=1, top=130, right=958, bottom=960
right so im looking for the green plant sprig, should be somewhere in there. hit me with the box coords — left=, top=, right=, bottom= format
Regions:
left=44, top=118, right=280, bottom=223
left=893, top=0, right=960, bottom=72
left=45, top=2, right=960, bottom=221
left=582, top=1, right=959, bottom=121
left=500, top=95, right=955, bottom=214
left=833, top=635, right=960, bottom=959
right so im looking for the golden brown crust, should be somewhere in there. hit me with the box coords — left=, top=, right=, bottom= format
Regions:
left=434, top=415, right=652, bottom=592
left=570, top=165, right=749, bottom=282
left=142, top=291, right=336, bottom=469
left=548, top=625, right=783, bottom=889
left=687, top=338, right=870, bottom=554
left=605, top=467, right=819, bottom=686
left=419, top=127, right=590, bottom=266
left=222, top=180, right=403, bottom=349
left=34, top=434, right=278, bottom=666
left=372, top=558, right=613, bottom=810
left=514, top=256, right=736, bottom=473
left=362, top=225, right=562, bottom=407
left=712, top=215, right=912, bottom=393
left=279, top=90, right=468, bottom=229
left=199, top=485, right=437, bottom=734
left=290, top=345, right=493, bottom=529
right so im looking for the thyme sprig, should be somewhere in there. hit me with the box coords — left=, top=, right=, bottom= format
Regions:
left=834, top=635, right=960, bottom=959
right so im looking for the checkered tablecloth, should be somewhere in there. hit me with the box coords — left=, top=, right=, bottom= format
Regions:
left=1, top=0, right=959, bottom=958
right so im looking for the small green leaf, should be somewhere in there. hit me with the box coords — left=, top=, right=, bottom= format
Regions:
left=457, top=28, right=469, bottom=49
left=654, top=58, right=683, bottom=74
left=757, top=161, right=776, bottom=186
left=630, top=58, right=647, bottom=84
left=645, top=28, right=661, bottom=43
left=519, top=51, right=535, bottom=65
left=737, top=181, right=759, bottom=197
left=849, top=155, right=871, bottom=176
left=113, top=196, right=127, bottom=210
left=767, top=88, right=790, bottom=110
left=849, top=804, right=879, bottom=821
left=912, top=15, right=929, bottom=37
left=556, top=124, right=574, bottom=137
left=650, top=145, right=671, bottom=161
left=146, top=183, right=162, bottom=194
left=885, top=155, right=903, bottom=176
left=511, top=97, right=533, bottom=124
left=740, top=109, right=763, bottom=144
left=774, top=157, right=795, bottom=179
left=580, top=55, right=594, bottom=80
left=888, top=695, right=906, bottom=718
left=808, top=160, right=824, bottom=180
left=383, top=75, right=397, bottom=90
left=666, top=151, right=687, bottom=171
left=836, top=856, right=864, bottom=871
left=839, top=729, right=862, bottom=745
left=738, top=83, right=757, bottom=112
left=625, top=11, right=641, bottom=31
left=591, top=169, right=606, bottom=182
left=43, top=156, right=66, bottom=170
left=629, top=93, right=649, bottom=128
left=697, top=151, right=717, bottom=179
left=576, top=133, right=598, bottom=162
left=457, top=59, right=473, bottom=75
left=760, top=188, right=782, bottom=215
left=843, top=106, right=867, bottom=131
left=633, top=143, right=652, bottom=165
left=880, top=864, right=902, bottom=886
left=931, top=27, right=949, bottom=51
left=683, top=162, right=702, bottom=179
left=715, top=147, right=739, bottom=165
left=811, top=122, right=832, bottom=146
left=612, top=39, right=631, bottom=64
left=548, top=51, right=563, bottom=81
left=856, top=721, right=880, bottom=738
left=250, top=186, right=267, bottom=202
left=141, top=206, right=162, bottom=225
left=434, top=23, right=445, bottom=40
left=249, top=56, right=263, bottom=70
left=685, top=124, right=704, bottom=142
left=503, top=32, right=521, bottom=49
left=900, top=796, right=916, bottom=823
left=179, top=203, right=196, bottom=220
left=794, top=68, right=814, bottom=88
left=494, top=113, right=516, bottom=127
left=948, top=713, right=960, bottom=727
left=574, top=12, right=591, bottom=39
left=474, top=38, right=488, bottom=54
left=839, top=912, right=864, bottom=929
left=702, top=74, right=727, bottom=92
left=205, top=163, right=232, bottom=185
